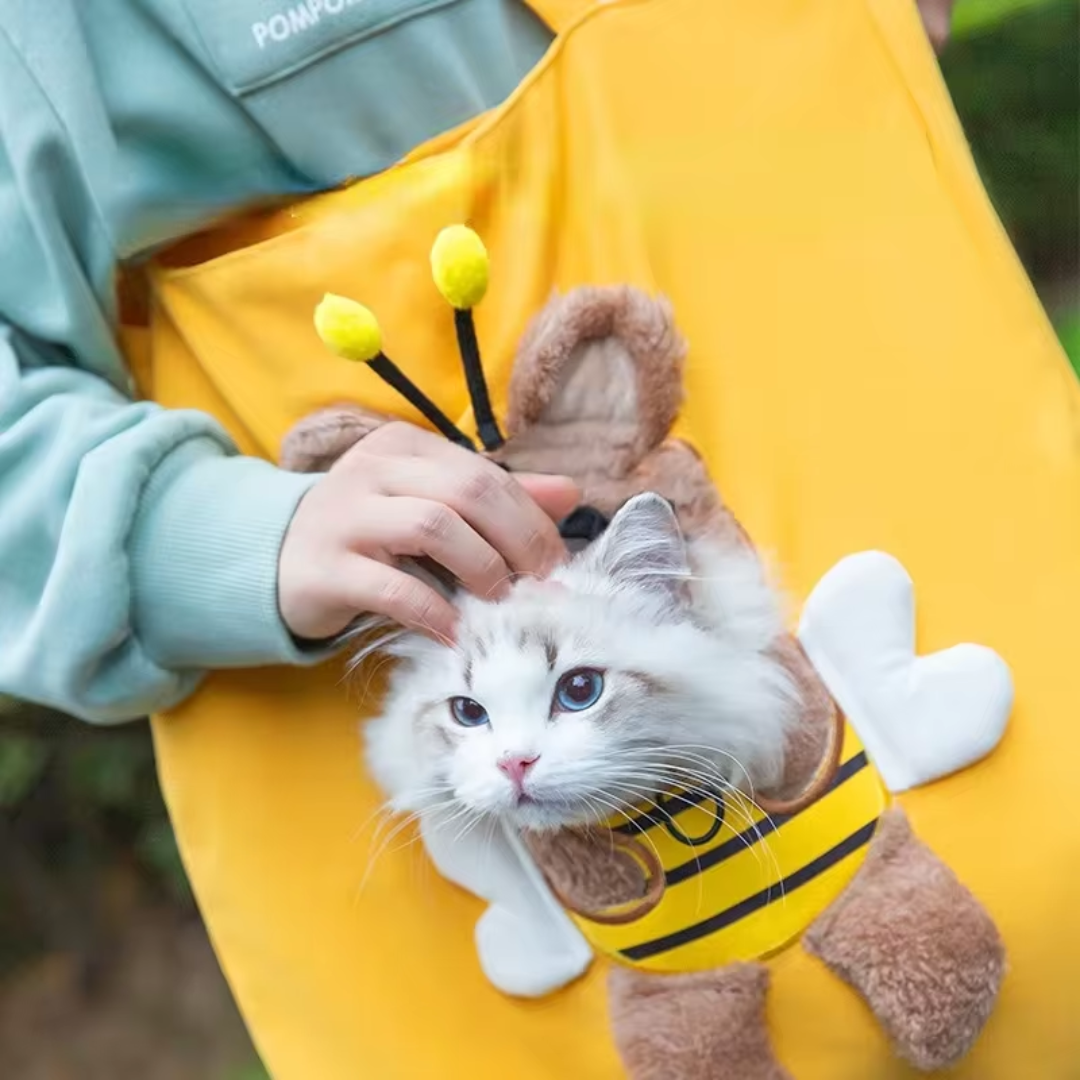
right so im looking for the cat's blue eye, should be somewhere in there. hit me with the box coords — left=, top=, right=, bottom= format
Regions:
left=554, top=669, right=605, bottom=712
left=449, top=696, right=490, bottom=727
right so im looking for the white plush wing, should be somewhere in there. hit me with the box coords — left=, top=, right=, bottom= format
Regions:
left=797, top=551, right=1013, bottom=793
left=420, top=814, right=593, bottom=998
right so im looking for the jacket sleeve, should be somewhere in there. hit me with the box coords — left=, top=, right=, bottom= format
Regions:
left=0, top=27, right=325, bottom=725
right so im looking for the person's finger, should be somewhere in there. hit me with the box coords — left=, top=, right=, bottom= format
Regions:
left=349, top=497, right=512, bottom=600
left=343, top=556, right=459, bottom=642
left=376, top=455, right=569, bottom=575
left=513, top=473, right=581, bottom=524
left=354, top=421, right=581, bottom=523
left=357, top=420, right=466, bottom=460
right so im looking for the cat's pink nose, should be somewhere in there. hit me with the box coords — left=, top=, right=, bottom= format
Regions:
left=497, top=753, right=540, bottom=788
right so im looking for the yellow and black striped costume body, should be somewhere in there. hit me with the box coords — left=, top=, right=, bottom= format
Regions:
left=570, top=723, right=888, bottom=973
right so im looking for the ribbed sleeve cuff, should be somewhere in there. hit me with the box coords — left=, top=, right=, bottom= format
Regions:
left=129, top=438, right=332, bottom=671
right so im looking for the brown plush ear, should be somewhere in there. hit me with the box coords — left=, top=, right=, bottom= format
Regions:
left=499, top=287, right=686, bottom=483
left=278, top=404, right=392, bottom=473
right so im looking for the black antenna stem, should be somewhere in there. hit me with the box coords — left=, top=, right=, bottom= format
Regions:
left=368, top=353, right=476, bottom=451
left=454, top=309, right=504, bottom=451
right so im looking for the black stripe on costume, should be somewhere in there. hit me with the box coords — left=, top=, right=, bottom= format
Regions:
left=619, top=818, right=879, bottom=962
left=664, top=751, right=869, bottom=886
left=611, top=787, right=713, bottom=836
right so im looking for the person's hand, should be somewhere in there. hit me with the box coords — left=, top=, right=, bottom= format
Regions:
left=278, top=422, right=581, bottom=643
left=917, top=0, right=956, bottom=53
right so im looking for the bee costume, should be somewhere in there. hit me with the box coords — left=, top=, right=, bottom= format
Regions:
left=551, top=722, right=888, bottom=976
left=298, top=229, right=1010, bottom=1078
left=123, top=1, right=1079, bottom=1076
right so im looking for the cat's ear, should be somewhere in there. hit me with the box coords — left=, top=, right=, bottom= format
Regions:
left=580, top=493, right=690, bottom=603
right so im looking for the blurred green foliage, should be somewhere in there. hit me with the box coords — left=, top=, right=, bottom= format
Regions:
left=0, top=710, right=190, bottom=976
left=953, top=0, right=1062, bottom=35
left=943, top=0, right=1079, bottom=283
left=0, top=735, right=49, bottom=809
left=225, top=1067, right=271, bottom=1080
left=5, top=719, right=187, bottom=894
left=1057, top=310, right=1080, bottom=370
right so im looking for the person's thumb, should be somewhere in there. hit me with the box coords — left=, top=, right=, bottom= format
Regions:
left=514, top=472, right=581, bottom=522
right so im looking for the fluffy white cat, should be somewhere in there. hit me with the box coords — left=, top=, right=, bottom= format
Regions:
left=364, top=492, right=798, bottom=834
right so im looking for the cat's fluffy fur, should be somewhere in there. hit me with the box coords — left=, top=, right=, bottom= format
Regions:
left=364, top=494, right=798, bottom=832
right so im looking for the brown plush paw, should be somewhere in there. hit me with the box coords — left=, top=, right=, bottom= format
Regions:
left=278, top=404, right=392, bottom=472
left=608, top=963, right=793, bottom=1080
left=804, top=807, right=1005, bottom=1071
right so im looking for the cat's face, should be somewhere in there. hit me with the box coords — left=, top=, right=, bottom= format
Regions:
left=425, top=577, right=695, bottom=830
left=365, top=494, right=793, bottom=832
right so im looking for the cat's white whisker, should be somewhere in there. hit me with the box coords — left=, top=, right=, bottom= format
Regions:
left=346, top=631, right=408, bottom=675
left=452, top=811, right=486, bottom=845
left=583, top=790, right=667, bottom=882
left=663, top=743, right=760, bottom=791
left=361, top=495, right=799, bottom=931
left=355, top=783, right=452, bottom=849
left=348, top=802, right=397, bottom=847
left=494, top=568, right=544, bottom=592
left=647, top=763, right=774, bottom=849
left=355, top=810, right=430, bottom=896
left=478, top=816, right=499, bottom=877
left=626, top=741, right=760, bottom=799
left=600, top=766, right=781, bottom=895
left=610, top=781, right=713, bottom=915
left=427, top=801, right=481, bottom=838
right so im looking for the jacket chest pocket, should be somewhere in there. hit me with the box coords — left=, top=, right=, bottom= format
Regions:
left=180, top=0, right=553, bottom=182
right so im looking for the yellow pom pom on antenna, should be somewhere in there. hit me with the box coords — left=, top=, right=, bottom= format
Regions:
left=430, top=225, right=490, bottom=310
left=314, top=293, right=382, bottom=362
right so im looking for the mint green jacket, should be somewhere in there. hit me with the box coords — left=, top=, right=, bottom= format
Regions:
left=0, top=0, right=551, bottom=722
